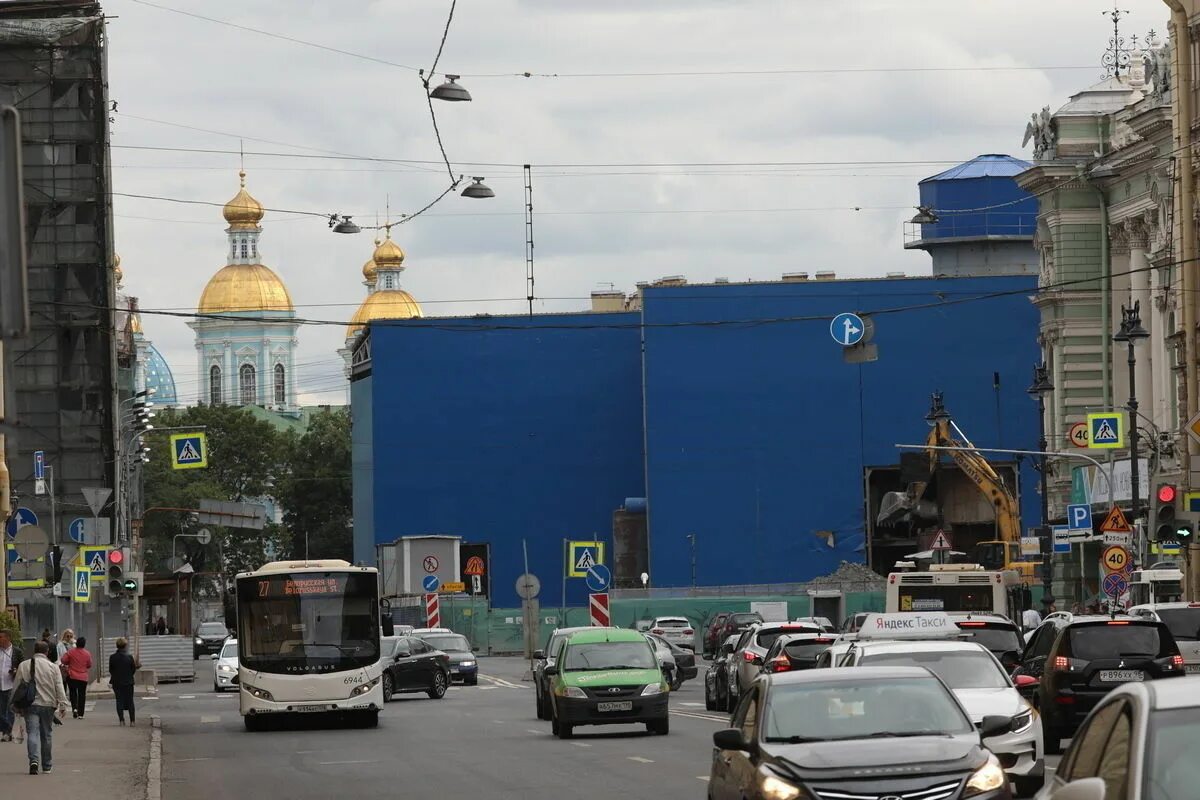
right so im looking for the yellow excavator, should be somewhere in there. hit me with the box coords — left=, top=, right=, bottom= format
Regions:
left=878, top=392, right=1036, bottom=580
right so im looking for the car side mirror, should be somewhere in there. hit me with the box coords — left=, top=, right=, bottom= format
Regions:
left=210, top=654, right=218, bottom=660
left=1051, top=778, right=1107, bottom=800
left=979, top=715, right=1014, bottom=738
left=396, top=652, right=410, bottom=660
left=544, top=665, right=558, bottom=676
left=712, top=728, right=751, bottom=752
left=532, top=650, right=545, bottom=660
left=1013, top=674, right=1038, bottom=688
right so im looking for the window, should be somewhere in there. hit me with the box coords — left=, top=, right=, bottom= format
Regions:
left=240, top=243, right=248, bottom=258
left=239, top=363, right=256, bottom=404
left=383, top=275, right=394, bottom=289
left=273, top=363, right=286, bottom=405
left=1064, top=701, right=1127, bottom=781
left=209, top=365, right=222, bottom=405
left=732, top=688, right=758, bottom=740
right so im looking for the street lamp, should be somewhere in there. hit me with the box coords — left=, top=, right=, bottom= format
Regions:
left=1027, top=362, right=1054, bottom=609
left=1113, top=300, right=1150, bottom=563
left=328, top=215, right=361, bottom=234
left=429, top=74, right=471, bottom=102
left=461, top=177, right=495, bottom=199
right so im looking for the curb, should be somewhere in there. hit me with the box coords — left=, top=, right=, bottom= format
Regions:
left=146, top=715, right=162, bottom=800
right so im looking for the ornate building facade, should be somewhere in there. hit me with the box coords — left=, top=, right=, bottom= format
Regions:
left=188, top=172, right=300, bottom=414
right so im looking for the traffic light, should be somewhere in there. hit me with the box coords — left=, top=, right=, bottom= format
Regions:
left=1155, top=484, right=1179, bottom=542
left=105, top=546, right=128, bottom=598
left=122, top=570, right=143, bottom=597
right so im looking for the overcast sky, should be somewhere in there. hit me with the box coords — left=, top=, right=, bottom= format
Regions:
left=105, top=0, right=1168, bottom=405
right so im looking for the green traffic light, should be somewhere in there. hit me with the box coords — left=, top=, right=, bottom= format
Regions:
left=122, top=579, right=138, bottom=591
left=1178, top=525, right=1194, bottom=540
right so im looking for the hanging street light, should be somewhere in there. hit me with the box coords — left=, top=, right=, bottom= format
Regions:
left=430, top=74, right=472, bottom=102
left=329, top=215, right=361, bottom=234
left=461, top=177, right=495, bottom=199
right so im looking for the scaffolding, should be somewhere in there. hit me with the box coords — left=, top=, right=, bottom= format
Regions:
left=0, top=1, right=117, bottom=565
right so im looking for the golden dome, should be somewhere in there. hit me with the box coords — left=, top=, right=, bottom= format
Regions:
left=362, top=238, right=380, bottom=284
left=198, top=263, right=294, bottom=314
left=222, top=170, right=264, bottom=230
left=113, top=253, right=123, bottom=286
left=346, top=289, right=422, bottom=337
left=372, top=235, right=405, bottom=269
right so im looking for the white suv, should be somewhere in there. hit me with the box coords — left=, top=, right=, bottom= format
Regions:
left=648, top=616, right=696, bottom=650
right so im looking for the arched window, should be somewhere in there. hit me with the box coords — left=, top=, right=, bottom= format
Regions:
left=209, top=365, right=222, bottom=405
left=274, top=363, right=286, bottom=405
left=240, top=242, right=249, bottom=258
left=383, top=275, right=395, bottom=289
left=239, top=363, right=256, bottom=405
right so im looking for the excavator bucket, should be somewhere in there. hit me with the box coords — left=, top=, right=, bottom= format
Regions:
left=877, top=490, right=938, bottom=525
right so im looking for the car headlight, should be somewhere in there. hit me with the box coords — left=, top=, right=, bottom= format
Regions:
left=1009, top=709, right=1034, bottom=734
left=641, top=682, right=666, bottom=696
left=459, top=660, right=476, bottom=667
left=194, top=637, right=203, bottom=645
left=964, top=755, right=1006, bottom=797
left=241, top=682, right=274, bottom=701
left=757, top=767, right=805, bottom=800
left=217, top=664, right=235, bottom=673
left=351, top=676, right=381, bottom=696
left=556, top=686, right=586, bottom=698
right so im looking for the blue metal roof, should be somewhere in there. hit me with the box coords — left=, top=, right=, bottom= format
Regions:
left=144, top=342, right=178, bottom=406
left=921, top=154, right=1032, bottom=183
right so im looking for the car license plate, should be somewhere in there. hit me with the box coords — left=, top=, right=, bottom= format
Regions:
left=1099, top=670, right=1143, bottom=682
left=597, top=701, right=633, bottom=712
left=1186, top=665, right=1200, bottom=674
left=292, top=704, right=331, bottom=712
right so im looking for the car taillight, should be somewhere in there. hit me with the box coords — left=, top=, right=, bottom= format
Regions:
left=1052, top=656, right=1070, bottom=671
left=1107, top=620, right=1131, bottom=625
left=743, top=651, right=758, bottom=662
left=1171, top=654, right=1185, bottom=669
left=768, top=657, right=790, bottom=673
left=814, top=638, right=834, bottom=644
left=651, top=629, right=664, bottom=635
left=958, top=622, right=986, bottom=627
left=683, top=629, right=694, bottom=635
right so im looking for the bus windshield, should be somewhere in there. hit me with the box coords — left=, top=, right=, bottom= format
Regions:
left=897, top=586, right=997, bottom=613
left=237, top=571, right=380, bottom=674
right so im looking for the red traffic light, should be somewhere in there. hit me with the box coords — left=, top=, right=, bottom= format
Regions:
left=108, top=548, right=124, bottom=565
left=1158, top=485, right=1178, bottom=504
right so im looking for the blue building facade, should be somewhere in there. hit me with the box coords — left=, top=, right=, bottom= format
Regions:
left=352, top=275, right=1040, bottom=608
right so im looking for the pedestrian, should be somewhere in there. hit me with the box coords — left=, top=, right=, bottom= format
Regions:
left=40, top=630, right=56, bottom=663
left=154, top=617, right=166, bottom=636
left=1020, top=605, right=1041, bottom=630
left=60, top=636, right=92, bottom=719
left=0, top=628, right=23, bottom=742
left=11, top=640, right=68, bottom=774
left=56, top=629, right=74, bottom=663
left=1070, top=602, right=1084, bottom=615
left=108, top=637, right=139, bottom=726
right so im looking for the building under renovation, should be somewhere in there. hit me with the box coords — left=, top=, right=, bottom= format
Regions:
left=0, top=1, right=119, bottom=631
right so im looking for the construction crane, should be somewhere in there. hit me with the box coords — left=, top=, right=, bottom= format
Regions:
left=878, top=392, right=1035, bottom=579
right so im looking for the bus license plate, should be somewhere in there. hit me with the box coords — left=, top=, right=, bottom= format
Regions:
left=293, top=704, right=331, bottom=713
left=597, top=701, right=633, bottom=712
left=1099, top=670, right=1143, bottom=682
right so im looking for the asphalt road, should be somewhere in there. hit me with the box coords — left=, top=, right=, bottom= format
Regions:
left=156, top=657, right=727, bottom=800
left=153, top=658, right=1057, bottom=800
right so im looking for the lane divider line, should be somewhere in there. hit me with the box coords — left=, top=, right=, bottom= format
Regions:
left=628, top=756, right=655, bottom=764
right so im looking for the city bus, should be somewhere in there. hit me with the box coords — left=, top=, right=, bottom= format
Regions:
left=885, top=563, right=1025, bottom=621
left=236, top=559, right=387, bottom=731
left=1128, top=566, right=1184, bottom=606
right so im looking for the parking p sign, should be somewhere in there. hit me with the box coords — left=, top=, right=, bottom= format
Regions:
left=1067, top=504, right=1092, bottom=531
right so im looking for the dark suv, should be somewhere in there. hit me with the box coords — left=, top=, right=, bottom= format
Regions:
left=1013, top=614, right=1186, bottom=754
left=715, top=612, right=763, bottom=649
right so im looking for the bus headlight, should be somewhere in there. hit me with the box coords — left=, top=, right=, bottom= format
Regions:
left=242, top=682, right=274, bottom=701
left=351, top=677, right=381, bottom=697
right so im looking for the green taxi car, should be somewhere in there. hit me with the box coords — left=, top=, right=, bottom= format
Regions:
left=544, top=628, right=670, bottom=738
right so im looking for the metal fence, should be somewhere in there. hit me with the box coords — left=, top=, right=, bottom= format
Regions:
left=100, top=635, right=194, bottom=683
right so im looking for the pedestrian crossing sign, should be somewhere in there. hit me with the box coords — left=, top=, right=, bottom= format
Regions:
left=1086, top=412, right=1124, bottom=449
left=81, top=545, right=107, bottom=583
left=170, top=432, right=208, bottom=470
left=568, top=541, right=605, bottom=578
left=73, top=566, right=91, bottom=603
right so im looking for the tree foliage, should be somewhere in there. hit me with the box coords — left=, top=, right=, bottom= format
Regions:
left=276, top=409, right=354, bottom=562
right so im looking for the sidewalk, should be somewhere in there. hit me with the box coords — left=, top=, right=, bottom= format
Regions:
left=0, top=711, right=150, bottom=792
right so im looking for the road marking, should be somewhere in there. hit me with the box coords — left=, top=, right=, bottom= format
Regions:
left=179, top=695, right=196, bottom=700
left=200, top=715, right=220, bottom=724
left=142, top=696, right=159, bottom=701
left=526, top=729, right=542, bottom=734
left=571, top=742, right=591, bottom=748
left=628, top=756, right=654, bottom=764
left=318, top=760, right=376, bottom=766
left=696, top=777, right=710, bottom=782
left=680, top=702, right=705, bottom=707
left=213, top=694, right=233, bottom=699
left=479, top=674, right=527, bottom=690
left=672, top=710, right=727, bottom=723
left=492, top=719, right=506, bottom=724
left=175, top=758, right=213, bottom=762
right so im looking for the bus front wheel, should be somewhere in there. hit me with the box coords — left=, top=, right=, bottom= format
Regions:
left=358, top=711, right=379, bottom=729
left=243, top=715, right=264, bottom=732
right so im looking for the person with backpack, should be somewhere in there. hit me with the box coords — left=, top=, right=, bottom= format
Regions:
left=11, top=640, right=68, bottom=775
left=0, top=628, right=23, bottom=742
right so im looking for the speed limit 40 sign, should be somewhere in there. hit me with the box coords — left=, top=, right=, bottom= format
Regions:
left=1068, top=421, right=1089, bottom=448
left=1101, top=545, right=1130, bottom=573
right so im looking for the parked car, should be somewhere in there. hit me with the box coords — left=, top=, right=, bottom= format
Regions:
left=729, top=621, right=822, bottom=703
left=533, top=626, right=593, bottom=720
left=1126, top=601, right=1200, bottom=672
left=413, top=629, right=478, bottom=685
left=545, top=628, right=669, bottom=738
left=647, top=633, right=696, bottom=688
left=947, top=612, right=1025, bottom=670
left=211, top=639, right=238, bottom=692
left=647, top=616, right=696, bottom=650
left=1014, top=614, right=1186, bottom=754
left=704, top=634, right=740, bottom=712
left=703, top=612, right=732, bottom=656
left=193, top=621, right=230, bottom=659
left=709, top=666, right=1014, bottom=800
left=380, top=635, right=451, bottom=701
left=759, top=632, right=836, bottom=674
left=843, top=638, right=1043, bottom=795
left=1034, top=675, right=1200, bottom=800
left=717, top=612, right=764, bottom=647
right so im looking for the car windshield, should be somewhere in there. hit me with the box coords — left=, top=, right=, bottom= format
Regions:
left=1146, top=708, right=1200, bottom=798
left=562, top=640, right=657, bottom=671
left=763, top=677, right=974, bottom=742
left=1069, top=625, right=1163, bottom=660
left=1156, top=609, right=1200, bottom=642
left=782, top=640, right=833, bottom=662
left=198, top=623, right=227, bottom=636
left=757, top=627, right=817, bottom=651
left=956, top=625, right=1022, bottom=655
left=859, top=649, right=1009, bottom=689
left=220, top=642, right=238, bottom=659
left=422, top=634, right=470, bottom=652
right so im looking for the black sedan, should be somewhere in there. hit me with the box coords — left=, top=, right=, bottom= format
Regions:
left=704, top=634, right=740, bottom=712
left=709, top=667, right=1014, bottom=800
left=380, top=635, right=452, bottom=701
left=647, top=633, right=697, bottom=688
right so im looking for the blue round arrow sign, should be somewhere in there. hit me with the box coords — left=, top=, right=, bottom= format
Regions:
left=585, top=563, right=611, bottom=592
left=422, top=574, right=441, bottom=592
left=830, top=312, right=866, bottom=347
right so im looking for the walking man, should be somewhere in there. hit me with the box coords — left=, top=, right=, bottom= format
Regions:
left=0, top=628, right=23, bottom=742
left=11, top=640, right=68, bottom=774
left=109, top=637, right=139, bottom=726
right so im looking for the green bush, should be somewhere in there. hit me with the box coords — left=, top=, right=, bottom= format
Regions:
left=0, top=607, right=23, bottom=643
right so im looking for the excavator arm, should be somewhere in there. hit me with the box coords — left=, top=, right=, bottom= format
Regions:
left=929, top=419, right=1022, bottom=547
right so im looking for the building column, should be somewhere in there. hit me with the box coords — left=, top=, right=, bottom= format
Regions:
left=224, top=339, right=234, bottom=404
